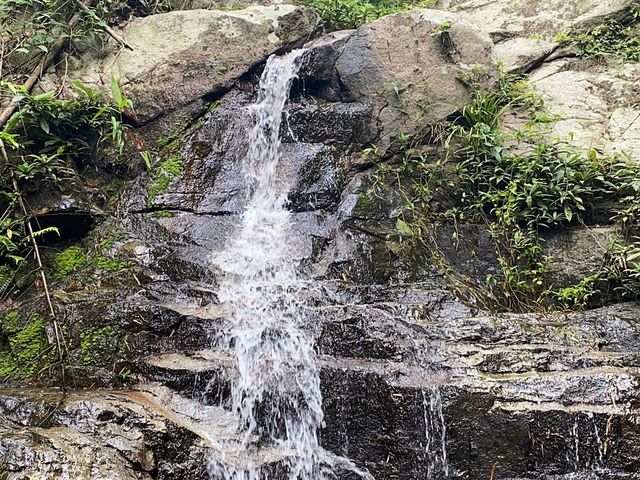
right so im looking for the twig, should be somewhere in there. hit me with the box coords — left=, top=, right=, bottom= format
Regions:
left=0, top=139, right=65, bottom=387
left=489, top=464, right=497, bottom=480
left=0, top=0, right=98, bottom=131
left=73, top=0, right=134, bottom=51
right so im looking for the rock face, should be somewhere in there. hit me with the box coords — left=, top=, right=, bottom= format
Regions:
left=334, top=9, right=496, bottom=145
left=530, top=60, right=640, bottom=159
left=450, top=0, right=636, bottom=71
left=47, top=5, right=319, bottom=125
left=0, top=387, right=213, bottom=479
left=2, top=2, right=640, bottom=480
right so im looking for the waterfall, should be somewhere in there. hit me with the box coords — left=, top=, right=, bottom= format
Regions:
left=207, top=49, right=372, bottom=480
left=421, top=387, right=449, bottom=478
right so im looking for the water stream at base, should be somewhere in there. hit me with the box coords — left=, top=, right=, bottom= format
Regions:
left=206, top=48, right=447, bottom=479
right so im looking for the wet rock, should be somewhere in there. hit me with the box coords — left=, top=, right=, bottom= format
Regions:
left=133, top=294, right=640, bottom=479
left=0, top=388, right=212, bottom=480
left=542, top=226, right=621, bottom=288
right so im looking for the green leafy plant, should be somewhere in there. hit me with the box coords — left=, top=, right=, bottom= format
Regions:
left=303, top=0, right=436, bottom=30
left=376, top=71, right=640, bottom=311
left=555, top=4, right=640, bottom=61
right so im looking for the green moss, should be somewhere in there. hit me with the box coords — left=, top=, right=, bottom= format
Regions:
left=97, top=233, right=126, bottom=251
left=0, top=312, right=49, bottom=379
left=53, top=245, right=88, bottom=279
left=95, top=255, right=133, bottom=272
left=153, top=210, right=173, bottom=218
left=80, top=326, right=120, bottom=366
left=1, top=310, right=21, bottom=335
left=147, top=154, right=184, bottom=204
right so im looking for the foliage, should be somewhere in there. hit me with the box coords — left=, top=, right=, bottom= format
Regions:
left=555, top=4, right=640, bottom=61
left=375, top=72, right=640, bottom=311
left=0, top=78, right=131, bottom=298
left=303, top=0, right=436, bottom=30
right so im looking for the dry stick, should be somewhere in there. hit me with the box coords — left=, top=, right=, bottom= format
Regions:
left=73, top=0, right=134, bottom=51
left=0, top=141, right=65, bottom=374
left=0, top=0, right=100, bottom=130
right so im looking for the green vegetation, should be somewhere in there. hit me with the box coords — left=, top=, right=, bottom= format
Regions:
left=79, top=325, right=120, bottom=366
left=0, top=311, right=50, bottom=379
left=147, top=154, right=184, bottom=204
left=0, top=80, right=132, bottom=296
left=0, top=0, right=136, bottom=303
left=303, top=0, right=436, bottom=30
left=153, top=210, right=174, bottom=218
left=51, top=236, right=133, bottom=280
left=53, top=245, right=89, bottom=279
left=95, top=255, right=133, bottom=272
left=555, top=4, right=640, bottom=61
left=373, top=71, right=640, bottom=311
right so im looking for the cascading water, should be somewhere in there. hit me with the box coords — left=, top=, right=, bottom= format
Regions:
left=207, top=50, right=373, bottom=480
left=421, top=387, right=449, bottom=478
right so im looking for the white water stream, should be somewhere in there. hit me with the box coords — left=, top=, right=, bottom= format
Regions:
left=207, top=49, right=372, bottom=480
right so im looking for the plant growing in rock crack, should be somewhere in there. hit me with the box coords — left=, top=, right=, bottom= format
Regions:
left=372, top=70, right=640, bottom=312
left=554, top=4, right=640, bottom=62
left=302, top=0, right=437, bottom=30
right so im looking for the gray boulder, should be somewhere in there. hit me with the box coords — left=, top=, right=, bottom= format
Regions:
left=450, top=0, right=637, bottom=71
left=335, top=9, right=496, bottom=146
left=44, top=5, right=319, bottom=125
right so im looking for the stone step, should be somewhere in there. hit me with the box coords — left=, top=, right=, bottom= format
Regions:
left=138, top=348, right=640, bottom=479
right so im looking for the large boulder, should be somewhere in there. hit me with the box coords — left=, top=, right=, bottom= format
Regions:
left=450, top=0, right=637, bottom=71
left=44, top=5, right=319, bottom=125
left=529, top=59, right=640, bottom=159
left=334, top=9, right=496, bottom=146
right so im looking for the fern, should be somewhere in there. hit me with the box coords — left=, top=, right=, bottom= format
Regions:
left=0, top=265, right=15, bottom=296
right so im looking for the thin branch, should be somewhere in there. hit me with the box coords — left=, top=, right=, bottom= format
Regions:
left=0, top=0, right=98, bottom=131
left=73, top=0, right=134, bottom=51
left=0, top=140, right=65, bottom=386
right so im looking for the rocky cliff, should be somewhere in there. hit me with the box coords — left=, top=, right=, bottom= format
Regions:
left=1, top=0, right=639, bottom=479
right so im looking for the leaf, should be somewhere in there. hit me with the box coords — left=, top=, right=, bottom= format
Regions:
left=32, top=91, right=55, bottom=101
left=31, top=226, right=59, bottom=237
left=564, top=204, right=573, bottom=222
left=7, top=254, right=25, bottom=265
left=111, top=73, right=123, bottom=106
left=40, top=118, right=50, bottom=134
left=396, top=218, right=414, bottom=237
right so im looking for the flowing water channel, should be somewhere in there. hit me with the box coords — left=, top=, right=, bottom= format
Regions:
left=207, top=48, right=447, bottom=479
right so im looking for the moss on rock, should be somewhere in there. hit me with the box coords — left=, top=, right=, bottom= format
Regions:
left=53, top=246, right=89, bottom=279
left=147, top=154, right=184, bottom=204
left=80, top=326, right=120, bottom=367
left=0, top=311, right=50, bottom=380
